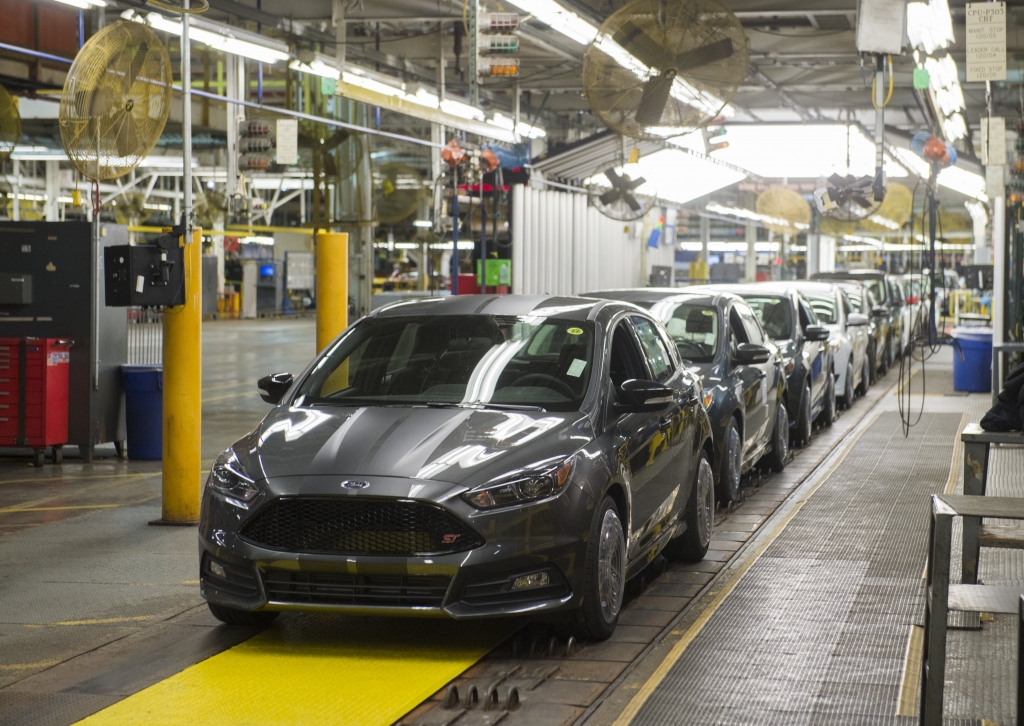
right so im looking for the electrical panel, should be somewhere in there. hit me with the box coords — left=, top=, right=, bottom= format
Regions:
left=0, top=273, right=32, bottom=305
left=104, top=243, right=185, bottom=307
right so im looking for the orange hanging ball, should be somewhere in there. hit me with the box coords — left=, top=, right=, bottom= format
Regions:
left=922, top=135, right=949, bottom=165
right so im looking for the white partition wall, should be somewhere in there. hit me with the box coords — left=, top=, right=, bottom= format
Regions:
left=511, top=185, right=647, bottom=295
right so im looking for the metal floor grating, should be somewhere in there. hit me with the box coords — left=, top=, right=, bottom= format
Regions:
left=629, top=412, right=964, bottom=726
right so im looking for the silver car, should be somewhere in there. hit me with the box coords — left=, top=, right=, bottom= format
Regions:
left=789, top=282, right=871, bottom=408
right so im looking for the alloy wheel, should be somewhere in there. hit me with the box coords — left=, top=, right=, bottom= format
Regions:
left=725, top=425, right=742, bottom=498
left=597, top=509, right=625, bottom=624
left=776, top=404, right=789, bottom=461
left=695, top=457, right=714, bottom=548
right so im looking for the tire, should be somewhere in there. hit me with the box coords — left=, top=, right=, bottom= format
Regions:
left=573, top=496, right=626, bottom=641
left=821, top=371, right=836, bottom=428
left=207, top=602, right=280, bottom=627
left=878, top=336, right=890, bottom=376
left=664, top=452, right=714, bottom=563
left=793, top=382, right=812, bottom=448
left=840, top=357, right=855, bottom=410
left=868, top=342, right=878, bottom=385
left=766, top=401, right=789, bottom=473
left=717, top=418, right=743, bottom=504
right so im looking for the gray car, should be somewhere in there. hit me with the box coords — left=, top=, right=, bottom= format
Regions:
left=587, top=288, right=789, bottom=504
left=199, top=295, right=714, bottom=641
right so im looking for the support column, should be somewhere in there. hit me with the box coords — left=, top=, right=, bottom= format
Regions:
left=807, top=233, right=819, bottom=278
left=316, top=232, right=349, bottom=352
left=993, top=197, right=1006, bottom=347
left=355, top=104, right=374, bottom=316
left=158, top=229, right=202, bottom=524
left=745, top=220, right=756, bottom=282
left=44, top=161, right=59, bottom=221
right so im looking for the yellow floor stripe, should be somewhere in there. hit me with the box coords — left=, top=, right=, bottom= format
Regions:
left=76, top=618, right=509, bottom=726
left=612, top=410, right=882, bottom=726
left=0, top=504, right=123, bottom=513
left=896, top=624, right=924, bottom=716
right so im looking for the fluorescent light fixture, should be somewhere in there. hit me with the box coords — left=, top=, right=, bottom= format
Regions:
left=342, top=71, right=406, bottom=98
left=290, top=56, right=341, bottom=80
left=941, top=113, right=967, bottom=142
left=586, top=148, right=745, bottom=205
left=394, top=242, right=420, bottom=249
left=842, top=234, right=883, bottom=247
left=430, top=241, right=476, bottom=249
left=714, top=124, right=906, bottom=179
left=889, top=145, right=931, bottom=177
left=10, top=150, right=67, bottom=160
left=412, top=220, right=432, bottom=228
left=147, top=12, right=289, bottom=64
left=505, top=0, right=598, bottom=45
left=705, top=203, right=809, bottom=231
left=678, top=241, right=782, bottom=252
left=490, top=112, right=547, bottom=139
left=965, top=200, right=988, bottom=226
left=865, top=214, right=900, bottom=231
left=907, top=0, right=954, bottom=54
left=937, top=165, right=988, bottom=201
left=440, top=98, right=485, bottom=121
left=246, top=236, right=275, bottom=245
left=53, top=0, right=106, bottom=8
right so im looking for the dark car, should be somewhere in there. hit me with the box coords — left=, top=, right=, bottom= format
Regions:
left=811, top=270, right=905, bottom=373
left=586, top=288, right=789, bottom=504
left=199, top=295, right=714, bottom=641
left=689, top=284, right=834, bottom=447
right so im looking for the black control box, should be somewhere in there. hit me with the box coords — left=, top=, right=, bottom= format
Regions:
left=104, top=244, right=185, bottom=307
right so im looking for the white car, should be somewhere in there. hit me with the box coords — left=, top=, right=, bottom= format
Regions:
left=790, top=281, right=871, bottom=408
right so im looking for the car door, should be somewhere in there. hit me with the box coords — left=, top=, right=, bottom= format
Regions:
left=840, top=289, right=866, bottom=381
left=606, top=318, right=679, bottom=553
left=726, top=304, right=768, bottom=455
left=797, top=295, right=826, bottom=409
left=625, top=315, right=689, bottom=549
left=735, top=302, right=778, bottom=449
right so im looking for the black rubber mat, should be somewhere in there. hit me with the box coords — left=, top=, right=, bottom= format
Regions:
left=629, top=412, right=963, bottom=726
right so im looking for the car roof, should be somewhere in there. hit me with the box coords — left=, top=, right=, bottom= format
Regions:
left=686, top=283, right=792, bottom=300
left=368, top=294, right=642, bottom=324
left=784, top=281, right=842, bottom=296
left=587, top=287, right=743, bottom=308
left=812, top=270, right=886, bottom=281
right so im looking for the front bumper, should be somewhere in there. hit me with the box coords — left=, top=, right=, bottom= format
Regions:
left=198, top=475, right=594, bottom=619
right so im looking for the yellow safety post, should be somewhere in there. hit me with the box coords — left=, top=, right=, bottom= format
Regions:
left=154, top=228, right=202, bottom=525
left=316, top=231, right=349, bottom=353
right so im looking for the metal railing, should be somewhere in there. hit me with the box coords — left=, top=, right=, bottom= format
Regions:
left=127, top=307, right=163, bottom=365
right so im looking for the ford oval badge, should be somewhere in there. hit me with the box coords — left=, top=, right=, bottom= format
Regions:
left=340, top=480, right=370, bottom=489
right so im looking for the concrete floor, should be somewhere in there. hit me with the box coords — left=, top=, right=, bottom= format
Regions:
left=0, top=325, right=1019, bottom=726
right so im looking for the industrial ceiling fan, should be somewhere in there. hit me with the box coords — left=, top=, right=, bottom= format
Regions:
left=588, top=167, right=648, bottom=221
left=582, top=0, right=748, bottom=140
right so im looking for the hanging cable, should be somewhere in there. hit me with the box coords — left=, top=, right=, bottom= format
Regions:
left=871, top=55, right=894, bottom=109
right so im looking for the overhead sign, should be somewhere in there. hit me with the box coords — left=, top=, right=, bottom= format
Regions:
left=856, top=0, right=907, bottom=55
left=966, top=2, right=1006, bottom=82
left=276, top=119, right=298, bottom=166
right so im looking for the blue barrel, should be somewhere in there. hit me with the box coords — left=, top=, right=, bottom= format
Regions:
left=950, top=328, right=993, bottom=393
left=121, top=365, right=163, bottom=460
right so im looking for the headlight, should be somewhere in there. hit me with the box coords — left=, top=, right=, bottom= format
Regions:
left=206, top=450, right=260, bottom=508
left=463, top=458, right=574, bottom=510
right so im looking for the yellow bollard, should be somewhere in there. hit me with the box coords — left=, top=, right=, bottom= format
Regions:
left=154, top=229, right=202, bottom=525
left=315, top=232, right=349, bottom=353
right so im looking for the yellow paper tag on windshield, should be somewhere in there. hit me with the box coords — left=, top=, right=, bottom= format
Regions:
left=567, top=327, right=583, bottom=335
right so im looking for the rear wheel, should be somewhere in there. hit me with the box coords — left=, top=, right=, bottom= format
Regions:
left=821, top=371, right=836, bottom=427
left=878, top=336, right=890, bottom=376
left=717, top=418, right=743, bottom=504
left=856, top=355, right=869, bottom=396
left=840, top=357, right=855, bottom=409
left=664, top=452, right=714, bottom=563
left=573, top=497, right=625, bottom=641
left=207, top=602, right=280, bottom=627
left=793, top=383, right=812, bottom=448
left=765, top=402, right=788, bottom=472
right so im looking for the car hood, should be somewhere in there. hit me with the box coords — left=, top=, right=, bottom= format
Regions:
left=231, top=405, right=594, bottom=489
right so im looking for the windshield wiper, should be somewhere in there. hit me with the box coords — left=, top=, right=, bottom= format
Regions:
left=425, top=402, right=546, bottom=412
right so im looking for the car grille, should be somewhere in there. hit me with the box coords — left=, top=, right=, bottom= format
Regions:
left=239, top=497, right=484, bottom=556
left=263, top=570, right=451, bottom=607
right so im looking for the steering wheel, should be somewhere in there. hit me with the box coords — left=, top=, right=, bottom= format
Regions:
left=510, top=373, right=576, bottom=399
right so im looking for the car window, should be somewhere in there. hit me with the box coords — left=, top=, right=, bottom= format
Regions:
left=864, top=279, right=887, bottom=306
left=804, top=293, right=838, bottom=324
left=728, top=308, right=749, bottom=358
left=741, top=296, right=793, bottom=340
left=798, top=298, right=818, bottom=329
left=609, top=322, right=648, bottom=389
left=735, top=303, right=765, bottom=345
left=630, top=316, right=675, bottom=383
left=294, top=315, right=595, bottom=412
left=651, top=300, right=718, bottom=363
left=841, top=291, right=853, bottom=318
left=889, top=281, right=903, bottom=308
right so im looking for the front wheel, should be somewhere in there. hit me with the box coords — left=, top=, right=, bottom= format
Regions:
left=664, top=452, right=714, bottom=563
left=793, top=383, right=812, bottom=448
left=717, top=418, right=743, bottom=504
left=856, top=355, right=870, bottom=396
left=573, top=497, right=626, bottom=641
left=207, top=602, right=280, bottom=627
left=765, top=402, right=789, bottom=472
left=821, top=371, right=836, bottom=428
left=840, top=358, right=855, bottom=410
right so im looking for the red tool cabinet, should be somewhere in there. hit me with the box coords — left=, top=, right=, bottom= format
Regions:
left=0, top=338, right=73, bottom=466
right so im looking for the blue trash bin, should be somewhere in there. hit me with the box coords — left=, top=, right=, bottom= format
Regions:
left=950, top=327, right=992, bottom=393
left=121, top=365, right=163, bottom=460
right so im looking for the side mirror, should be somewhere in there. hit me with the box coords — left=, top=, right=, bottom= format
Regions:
left=614, top=379, right=675, bottom=415
left=733, top=343, right=771, bottom=365
left=804, top=325, right=831, bottom=342
left=872, top=305, right=888, bottom=317
left=258, top=372, right=293, bottom=405
left=847, top=312, right=869, bottom=327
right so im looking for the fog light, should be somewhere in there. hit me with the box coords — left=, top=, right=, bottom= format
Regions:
left=511, top=572, right=550, bottom=590
left=208, top=560, right=226, bottom=578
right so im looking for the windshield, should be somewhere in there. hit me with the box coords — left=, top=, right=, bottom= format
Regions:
left=741, top=296, right=792, bottom=340
left=840, top=286, right=866, bottom=312
left=294, top=315, right=595, bottom=412
left=804, top=293, right=838, bottom=324
left=650, top=301, right=718, bottom=363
